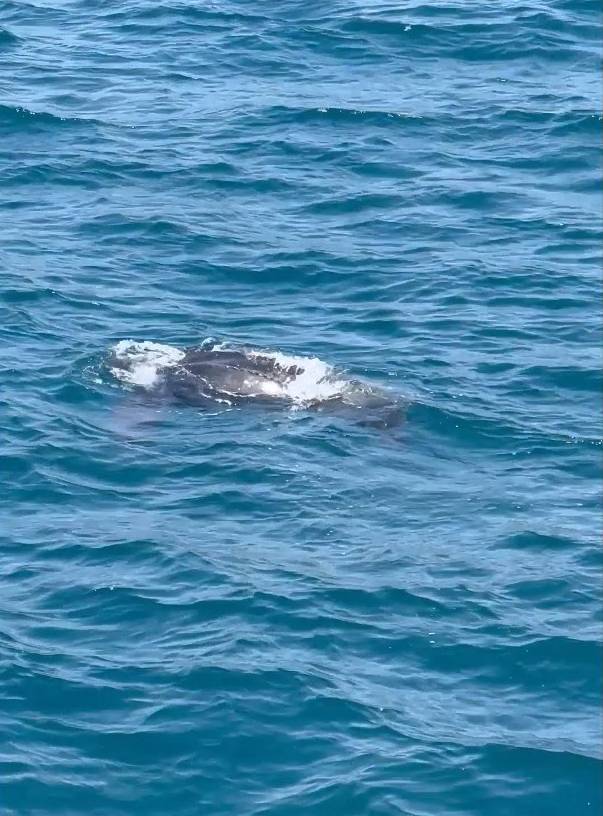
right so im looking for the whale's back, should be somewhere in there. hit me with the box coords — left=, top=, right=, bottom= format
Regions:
left=162, top=348, right=303, bottom=402
left=106, top=340, right=405, bottom=425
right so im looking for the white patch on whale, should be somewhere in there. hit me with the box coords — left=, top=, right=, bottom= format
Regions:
left=110, top=340, right=185, bottom=388
left=247, top=349, right=348, bottom=405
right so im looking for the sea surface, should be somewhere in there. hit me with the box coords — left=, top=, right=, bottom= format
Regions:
left=1, top=1, right=601, bottom=814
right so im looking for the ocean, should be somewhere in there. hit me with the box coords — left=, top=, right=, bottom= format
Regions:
left=1, top=1, right=601, bottom=814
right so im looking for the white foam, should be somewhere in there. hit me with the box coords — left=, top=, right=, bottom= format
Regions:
left=248, top=349, right=349, bottom=405
left=110, top=340, right=185, bottom=388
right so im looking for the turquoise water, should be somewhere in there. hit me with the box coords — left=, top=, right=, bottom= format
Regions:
left=1, top=1, right=602, bottom=814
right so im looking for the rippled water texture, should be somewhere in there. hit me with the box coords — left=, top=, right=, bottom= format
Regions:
left=1, top=1, right=602, bottom=814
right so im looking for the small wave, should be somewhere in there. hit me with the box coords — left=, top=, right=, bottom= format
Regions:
left=0, top=28, right=19, bottom=46
left=257, top=104, right=425, bottom=129
left=0, top=103, right=95, bottom=132
left=338, top=14, right=591, bottom=61
left=99, top=4, right=266, bottom=27
left=78, top=214, right=219, bottom=249
left=301, top=192, right=403, bottom=216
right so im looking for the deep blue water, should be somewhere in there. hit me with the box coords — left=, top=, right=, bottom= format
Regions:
left=1, top=1, right=602, bottom=814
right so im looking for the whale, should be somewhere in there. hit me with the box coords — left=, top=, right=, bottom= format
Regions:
left=107, top=340, right=404, bottom=426
left=156, top=347, right=307, bottom=404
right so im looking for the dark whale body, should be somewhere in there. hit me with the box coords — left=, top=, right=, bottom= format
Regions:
left=108, top=342, right=405, bottom=427
left=160, top=347, right=304, bottom=406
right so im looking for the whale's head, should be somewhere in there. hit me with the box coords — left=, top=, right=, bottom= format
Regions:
left=107, top=341, right=185, bottom=388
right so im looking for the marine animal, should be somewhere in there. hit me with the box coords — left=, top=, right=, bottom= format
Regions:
left=107, top=340, right=404, bottom=426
